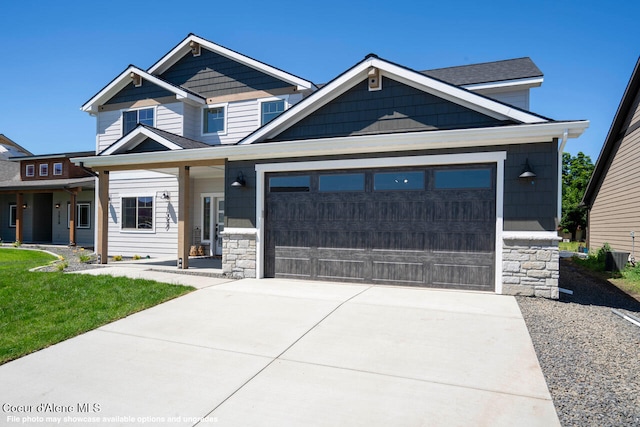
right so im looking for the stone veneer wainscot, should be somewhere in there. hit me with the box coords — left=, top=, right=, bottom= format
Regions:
left=502, top=232, right=561, bottom=299
left=221, top=228, right=257, bottom=279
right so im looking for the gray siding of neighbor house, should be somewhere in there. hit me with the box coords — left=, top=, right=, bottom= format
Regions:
left=160, top=49, right=292, bottom=98
left=0, top=195, right=16, bottom=242
left=225, top=142, right=558, bottom=232
left=105, top=81, right=174, bottom=105
left=589, top=89, right=640, bottom=253
left=267, top=78, right=515, bottom=142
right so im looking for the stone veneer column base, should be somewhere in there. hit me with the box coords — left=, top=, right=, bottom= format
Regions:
left=221, top=228, right=257, bottom=279
left=502, top=232, right=560, bottom=299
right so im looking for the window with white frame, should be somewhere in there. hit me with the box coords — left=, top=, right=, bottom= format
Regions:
left=261, top=99, right=286, bottom=125
left=121, top=196, right=153, bottom=230
left=67, top=203, right=91, bottom=229
left=203, top=105, right=226, bottom=134
left=25, top=164, right=35, bottom=177
left=122, top=108, right=154, bottom=135
left=39, top=164, right=49, bottom=176
left=9, top=204, right=16, bottom=227
left=53, top=162, right=63, bottom=176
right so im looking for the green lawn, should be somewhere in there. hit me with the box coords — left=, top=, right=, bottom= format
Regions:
left=0, top=248, right=194, bottom=364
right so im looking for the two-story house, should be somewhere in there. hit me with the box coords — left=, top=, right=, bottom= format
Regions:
left=76, top=34, right=588, bottom=298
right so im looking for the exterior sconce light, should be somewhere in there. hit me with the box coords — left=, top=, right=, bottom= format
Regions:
left=55, top=203, right=61, bottom=209
left=231, top=171, right=246, bottom=187
left=519, top=159, right=537, bottom=182
left=22, top=203, right=28, bottom=209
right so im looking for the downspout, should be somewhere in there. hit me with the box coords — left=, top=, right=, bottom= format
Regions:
left=557, top=129, right=569, bottom=224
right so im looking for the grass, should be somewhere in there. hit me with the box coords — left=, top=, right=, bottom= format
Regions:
left=558, top=241, right=583, bottom=252
left=0, top=248, right=194, bottom=365
left=571, top=243, right=640, bottom=300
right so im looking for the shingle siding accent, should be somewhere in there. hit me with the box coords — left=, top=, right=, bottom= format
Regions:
left=105, top=81, right=174, bottom=105
left=225, top=142, right=558, bottom=231
left=269, top=78, right=513, bottom=142
left=159, top=48, right=291, bottom=98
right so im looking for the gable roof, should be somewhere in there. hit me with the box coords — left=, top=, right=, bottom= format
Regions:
left=148, top=34, right=316, bottom=92
left=81, top=66, right=206, bottom=114
left=422, top=57, right=543, bottom=87
left=0, top=134, right=32, bottom=159
left=239, top=54, right=550, bottom=145
left=99, top=125, right=210, bottom=156
left=582, top=57, right=640, bottom=207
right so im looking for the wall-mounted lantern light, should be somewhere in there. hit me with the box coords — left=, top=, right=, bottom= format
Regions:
left=55, top=203, right=61, bottom=209
left=22, top=203, right=28, bottom=209
left=519, top=159, right=537, bottom=182
left=231, top=171, right=246, bottom=187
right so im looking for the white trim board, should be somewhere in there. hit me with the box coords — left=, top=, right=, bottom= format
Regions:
left=254, top=151, right=506, bottom=293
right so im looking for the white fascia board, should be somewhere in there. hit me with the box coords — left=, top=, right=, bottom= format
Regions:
left=462, top=77, right=544, bottom=91
left=373, top=59, right=547, bottom=124
left=74, top=120, right=589, bottom=169
left=100, top=127, right=182, bottom=156
left=81, top=66, right=204, bottom=114
left=148, top=35, right=315, bottom=91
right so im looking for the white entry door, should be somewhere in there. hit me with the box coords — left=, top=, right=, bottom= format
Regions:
left=201, top=193, right=224, bottom=256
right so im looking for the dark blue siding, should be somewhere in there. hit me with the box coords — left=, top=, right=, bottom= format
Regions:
left=268, top=78, right=513, bottom=141
left=160, top=49, right=291, bottom=98
left=105, top=81, right=174, bottom=105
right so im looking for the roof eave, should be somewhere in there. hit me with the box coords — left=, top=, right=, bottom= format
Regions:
left=73, top=121, right=589, bottom=169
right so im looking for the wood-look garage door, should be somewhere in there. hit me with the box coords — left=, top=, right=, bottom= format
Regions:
left=264, top=165, right=496, bottom=291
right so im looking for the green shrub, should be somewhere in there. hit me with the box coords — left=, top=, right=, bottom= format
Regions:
left=112, top=255, right=123, bottom=261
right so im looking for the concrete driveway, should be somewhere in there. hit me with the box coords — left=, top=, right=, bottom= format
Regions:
left=0, top=278, right=559, bottom=426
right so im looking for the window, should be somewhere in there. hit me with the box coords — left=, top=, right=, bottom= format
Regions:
left=319, top=173, right=365, bottom=192
left=203, top=106, right=225, bottom=134
left=434, top=169, right=492, bottom=189
left=67, top=203, right=91, bottom=229
left=39, top=164, right=49, bottom=176
left=9, top=204, right=16, bottom=227
left=25, top=164, right=35, bottom=177
left=374, top=171, right=424, bottom=191
left=269, top=175, right=311, bottom=192
left=261, top=100, right=285, bottom=125
left=53, top=163, right=63, bottom=176
left=122, top=196, right=153, bottom=230
left=123, top=108, right=154, bottom=135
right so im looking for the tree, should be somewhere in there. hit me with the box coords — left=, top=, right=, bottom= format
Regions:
left=560, top=152, right=594, bottom=240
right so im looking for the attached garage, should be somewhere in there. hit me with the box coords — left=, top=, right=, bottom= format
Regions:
left=264, top=163, right=496, bottom=291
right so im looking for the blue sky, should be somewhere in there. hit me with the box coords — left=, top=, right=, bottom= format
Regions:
left=0, top=0, right=637, bottom=162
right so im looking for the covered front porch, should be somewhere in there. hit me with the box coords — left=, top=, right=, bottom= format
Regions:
left=88, top=157, right=228, bottom=269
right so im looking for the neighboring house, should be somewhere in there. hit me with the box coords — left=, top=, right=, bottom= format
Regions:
left=0, top=134, right=33, bottom=160
left=75, top=34, right=588, bottom=298
left=582, top=57, right=640, bottom=255
left=0, top=151, right=96, bottom=246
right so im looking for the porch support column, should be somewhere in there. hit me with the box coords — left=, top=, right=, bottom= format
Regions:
left=15, top=193, right=23, bottom=243
left=97, top=170, right=109, bottom=264
left=69, top=190, right=77, bottom=246
left=178, top=165, right=190, bottom=269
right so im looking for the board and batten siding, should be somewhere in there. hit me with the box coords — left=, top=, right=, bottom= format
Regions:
left=589, top=120, right=640, bottom=254
left=107, top=171, right=179, bottom=257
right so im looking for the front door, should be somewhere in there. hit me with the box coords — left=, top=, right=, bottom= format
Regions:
left=201, top=193, right=224, bottom=256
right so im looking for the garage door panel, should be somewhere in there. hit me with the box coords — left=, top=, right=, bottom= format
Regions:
left=265, top=165, right=496, bottom=291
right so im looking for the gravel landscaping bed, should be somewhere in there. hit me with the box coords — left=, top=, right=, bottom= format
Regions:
left=517, top=259, right=640, bottom=427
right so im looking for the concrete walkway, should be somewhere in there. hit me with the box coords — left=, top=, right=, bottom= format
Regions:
left=0, top=273, right=559, bottom=426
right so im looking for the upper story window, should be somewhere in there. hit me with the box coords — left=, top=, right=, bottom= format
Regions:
left=25, top=164, right=35, bottom=177
left=203, top=105, right=226, bottom=134
left=261, top=100, right=285, bottom=125
left=123, top=108, right=154, bottom=135
left=53, top=162, right=63, bottom=176
left=39, top=164, right=49, bottom=177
